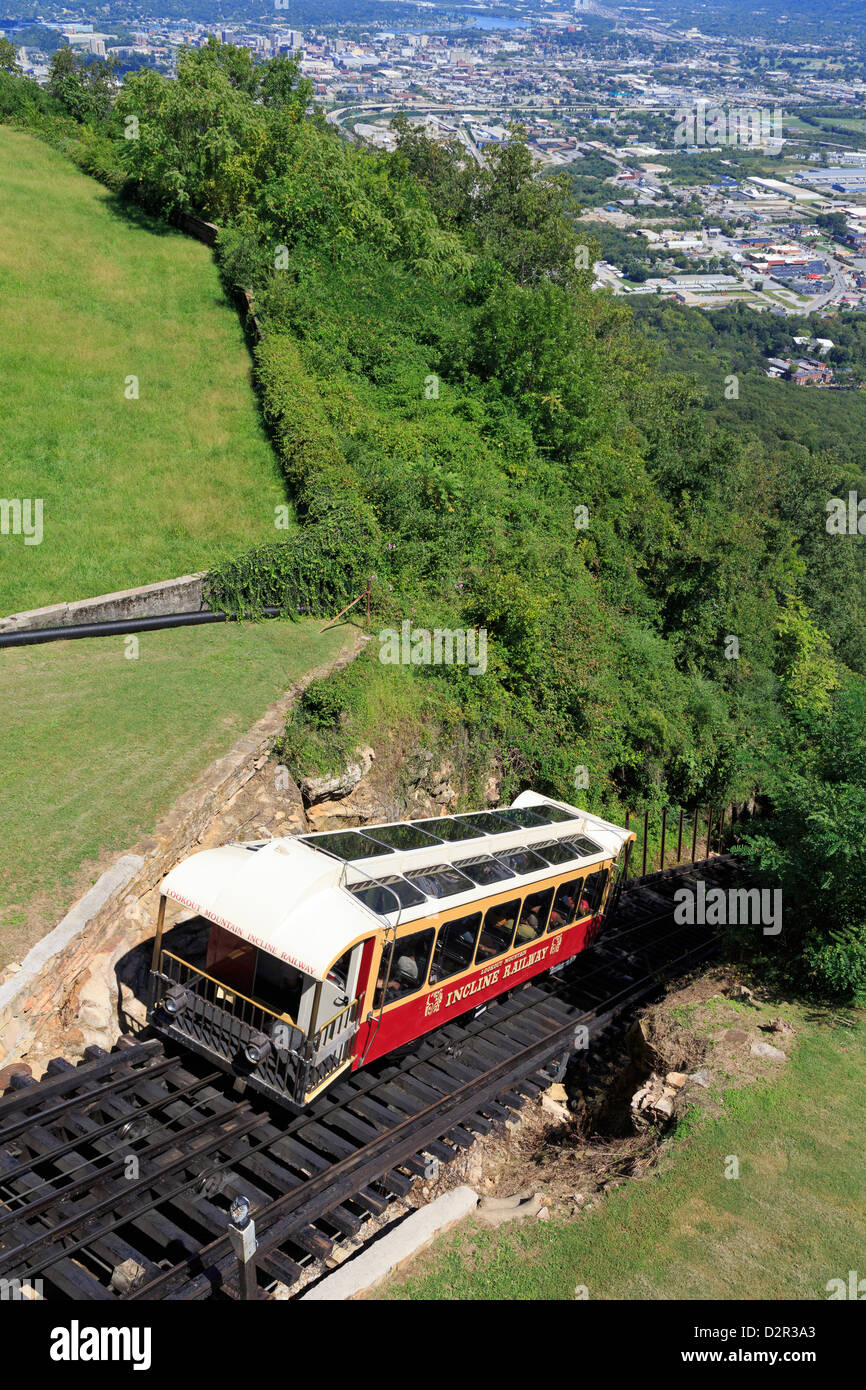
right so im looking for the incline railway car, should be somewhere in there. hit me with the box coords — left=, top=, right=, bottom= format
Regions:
left=148, top=791, right=635, bottom=1111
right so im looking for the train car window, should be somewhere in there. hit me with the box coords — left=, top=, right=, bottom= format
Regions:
left=455, top=811, right=520, bottom=835
left=253, top=951, right=304, bottom=1019
left=377, top=929, right=435, bottom=1005
left=548, top=878, right=582, bottom=931
left=515, top=887, right=554, bottom=944
left=404, top=864, right=474, bottom=899
left=373, top=943, right=392, bottom=1010
left=496, top=847, right=548, bottom=876
left=363, top=823, right=443, bottom=851
left=409, top=817, right=481, bottom=842
left=503, top=807, right=552, bottom=828
left=327, top=949, right=353, bottom=990
left=454, top=855, right=515, bottom=887
left=534, top=839, right=579, bottom=866
left=301, top=831, right=394, bottom=861
left=349, top=875, right=426, bottom=915
left=429, top=912, right=483, bottom=985
left=557, top=835, right=603, bottom=861
left=538, top=804, right=578, bottom=823
left=475, top=898, right=521, bottom=963
left=570, top=834, right=604, bottom=855
left=582, top=869, right=609, bottom=914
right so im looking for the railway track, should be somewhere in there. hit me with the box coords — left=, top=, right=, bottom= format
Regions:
left=0, top=854, right=741, bottom=1301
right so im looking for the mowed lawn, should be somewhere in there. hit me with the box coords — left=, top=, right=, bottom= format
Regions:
left=0, top=125, right=288, bottom=615
left=0, top=620, right=351, bottom=968
left=382, top=1010, right=866, bottom=1300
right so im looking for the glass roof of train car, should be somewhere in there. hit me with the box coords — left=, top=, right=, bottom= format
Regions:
left=300, top=804, right=607, bottom=919
left=299, top=802, right=582, bottom=865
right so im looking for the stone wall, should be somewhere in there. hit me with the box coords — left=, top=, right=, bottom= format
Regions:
left=177, top=212, right=219, bottom=246
left=0, top=572, right=208, bottom=634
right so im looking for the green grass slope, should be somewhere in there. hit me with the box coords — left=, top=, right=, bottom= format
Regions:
left=382, top=1008, right=866, bottom=1300
left=0, top=125, right=288, bottom=615
left=0, top=619, right=351, bottom=968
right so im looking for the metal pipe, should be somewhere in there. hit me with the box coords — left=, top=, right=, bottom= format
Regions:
left=659, top=807, right=667, bottom=874
left=691, top=807, right=699, bottom=864
left=0, top=607, right=285, bottom=649
left=676, top=809, right=684, bottom=865
left=641, top=811, right=649, bottom=878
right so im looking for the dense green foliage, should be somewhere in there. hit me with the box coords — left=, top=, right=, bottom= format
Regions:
left=734, top=679, right=866, bottom=999
left=2, top=47, right=864, bottom=997
left=632, top=299, right=866, bottom=676
left=48, top=46, right=118, bottom=123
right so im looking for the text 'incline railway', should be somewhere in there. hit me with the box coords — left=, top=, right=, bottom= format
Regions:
left=148, top=791, right=635, bottom=1110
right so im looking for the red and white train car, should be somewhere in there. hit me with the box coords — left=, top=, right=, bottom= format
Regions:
left=148, top=791, right=635, bottom=1111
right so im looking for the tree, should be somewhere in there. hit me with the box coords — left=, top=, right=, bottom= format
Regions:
left=117, top=54, right=266, bottom=217
left=0, top=37, right=21, bottom=74
left=390, top=120, right=586, bottom=290
left=190, top=34, right=258, bottom=94
left=473, top=129, right=583, bottom=288
left=48, top=46, right=118, bottom=123
left=816, top=210, right=847, bottom=242
left=258, top=53, right=311, bottom=112
left=773, top=595, right=839, bottom=716
left=736, top=678, right=866, bottom=1000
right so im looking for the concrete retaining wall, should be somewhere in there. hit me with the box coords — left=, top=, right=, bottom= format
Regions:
left=300, top=1187, right=479, bottom=1299
left=177, top=212, right=219, bottom=246
left=0, top=857, right=144, bottom=1060
left=0, top=572, right=209, bottom=634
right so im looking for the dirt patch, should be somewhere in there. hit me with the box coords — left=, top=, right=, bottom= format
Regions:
left=409, top=966, right=799, bottom=1222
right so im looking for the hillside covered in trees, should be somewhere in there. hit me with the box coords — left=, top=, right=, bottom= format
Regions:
left=2, top=41, right=865, bottom=997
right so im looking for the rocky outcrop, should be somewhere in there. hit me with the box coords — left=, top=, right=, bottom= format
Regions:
left=405, top=749, right=458, bottom=811
left=306, top=781, right=399, bottom=831
left=300, top=746, right=376, bottom=806
left=299, top=742, right=491, bottom=830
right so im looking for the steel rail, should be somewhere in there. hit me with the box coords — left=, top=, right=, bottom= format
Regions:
left=0, top=858, right=734, bottom=1296
left=0, top=1039, right=163, bottom=1122
left=129, top=922, right=718, bottom=1300
left=0, top=1103, right=271, bottom=1271
left=0, top=1052, right=176, bottom=1146
left=0, top=1067, right=225, bottom=1200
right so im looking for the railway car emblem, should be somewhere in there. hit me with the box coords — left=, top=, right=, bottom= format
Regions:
left=425, top=989, right=443, bottom=1017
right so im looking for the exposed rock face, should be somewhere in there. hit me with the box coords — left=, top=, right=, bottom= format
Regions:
left=484, top=769, right=502, bottom=807
left=306, top=781, right=400, bottom=831
left=302, top=742, right=484, bottom=829
left=76, top=952, right=121, bottom=1053
left=404, top=749, right=459, bottom=812
left=300, top=747, right=375, bottom=806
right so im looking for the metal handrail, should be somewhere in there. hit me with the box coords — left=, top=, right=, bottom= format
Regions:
left=339, top=858, right=405, bottom=932
left=313, top=993, right=363, bottom=1039
left=160, top=950, right=294, bottom=1025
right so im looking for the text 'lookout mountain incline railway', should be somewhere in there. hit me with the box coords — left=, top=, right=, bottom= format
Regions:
left=0, top=854, right=741, bottom=1299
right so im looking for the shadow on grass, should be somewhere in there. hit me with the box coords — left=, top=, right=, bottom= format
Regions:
left=100, top=187, right=178, bottom=238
